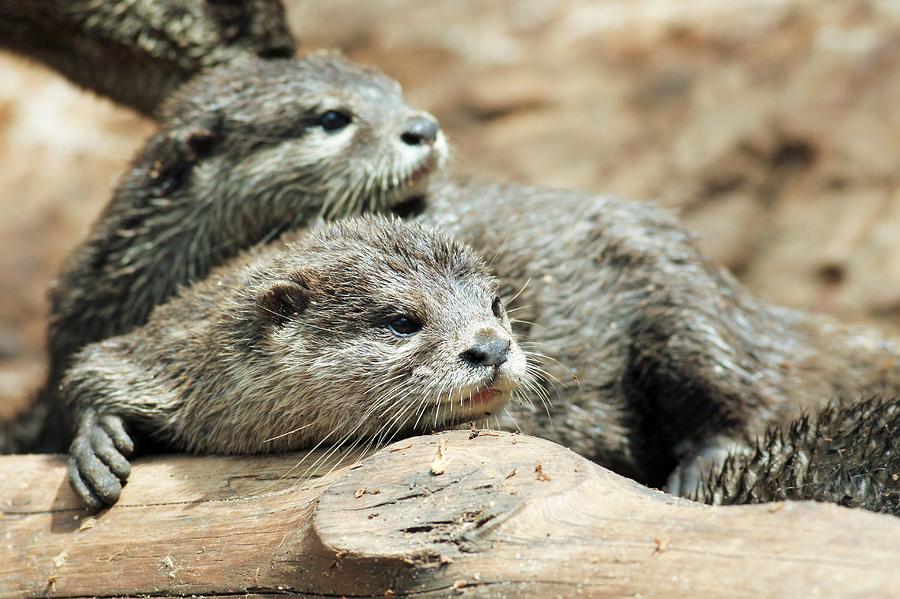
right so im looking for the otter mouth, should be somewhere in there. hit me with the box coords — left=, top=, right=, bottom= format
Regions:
left=410, top=374, right=521, bottom=435
left=391, top=194, right=426, bottom=218
left=406, top=160, right=433, bottom=188
left=438, top=384, right=510, bottom=419
left=470, top=387, right=499, bottom=405
left=387, top=153, right=438, bottom=206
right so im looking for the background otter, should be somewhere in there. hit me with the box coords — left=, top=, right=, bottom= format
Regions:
left=29, top=52, right=446, bottom=451
left=692, top=396, right=900, bottom=516
left=50, top=52, right=445, bottom=373
left=0, top=0, right=295, bottom=116
left=62, top=216, right=527, bottom=509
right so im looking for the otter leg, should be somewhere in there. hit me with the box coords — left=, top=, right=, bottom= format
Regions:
left=61, top=339, right=164, bottom=509
left=626, top=301, right=772, bottom=495
left=68, top=408, right=134, bottom=509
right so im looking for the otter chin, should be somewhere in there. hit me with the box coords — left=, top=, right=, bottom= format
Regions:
left=425, top=376, right=521, bottom=427
left=61, top=216, right=530, bottom=510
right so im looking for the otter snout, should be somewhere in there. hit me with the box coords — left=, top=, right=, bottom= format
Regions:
left=400, top=114, right=440, bottom=146
left=461, top=338, right=511, bottom=368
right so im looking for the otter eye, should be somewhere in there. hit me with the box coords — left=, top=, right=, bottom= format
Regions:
left=388, top=316, right=422, bottom=338
left=492, top=297, right=503, bottom=318
left=317, top=110, right=352, bottom=131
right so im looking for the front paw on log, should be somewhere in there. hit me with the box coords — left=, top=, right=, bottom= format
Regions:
left=67, top=410, right=134, bottom=510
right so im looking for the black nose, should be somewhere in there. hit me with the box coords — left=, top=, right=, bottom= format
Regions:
left=401, top=115, right=439, bottom=146
left=461, top=339, right=510, bottom=368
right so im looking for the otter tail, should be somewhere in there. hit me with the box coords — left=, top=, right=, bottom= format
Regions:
left=693, top=396, right=900, bottom=516
left=0, top=1, right=296, bottom=118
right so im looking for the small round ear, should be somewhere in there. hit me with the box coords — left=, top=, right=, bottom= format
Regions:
left=257, top=278, right=311, bottom=327
left=173, top=112, right=222, bottom=162
left=146, top=112, right=222, bottom=195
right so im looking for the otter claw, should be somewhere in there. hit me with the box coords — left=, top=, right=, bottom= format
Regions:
left=68, top=412, right=133, bottom=509
left=91, top=425, right=131, bottom=480
left=100, top=414, right=134, bottom=456
left=67, top=456, right=106, bottom=511
left=667, top=437, right=744, bottom=498
left=667, top=459, right=706, bottom=498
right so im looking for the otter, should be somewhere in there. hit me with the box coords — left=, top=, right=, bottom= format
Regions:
left=63, top=216, right=528, bottom=509
left=0, top=0, right=295, bottom=116
left=691, top=396, right=900, bottom=516
left=19, top=53, right=900, bottom=496
left=31, top=52, right=446, bottom=451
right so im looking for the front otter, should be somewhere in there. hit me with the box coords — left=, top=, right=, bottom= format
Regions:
left=62, top=217, right=527, bottom=509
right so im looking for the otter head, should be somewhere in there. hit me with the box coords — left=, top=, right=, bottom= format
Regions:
left=253, top=217, right=528, bottom=451
left=154, top=51, right=447, bottom=226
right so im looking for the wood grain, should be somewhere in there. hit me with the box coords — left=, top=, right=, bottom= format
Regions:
left=3, top=431, right=900, bottom=598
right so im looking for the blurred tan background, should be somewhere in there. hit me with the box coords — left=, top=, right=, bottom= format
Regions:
left=2, top=0, right=900, bottom=418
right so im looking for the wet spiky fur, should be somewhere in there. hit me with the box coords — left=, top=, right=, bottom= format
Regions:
left=692, top=397, right=900, bottom=516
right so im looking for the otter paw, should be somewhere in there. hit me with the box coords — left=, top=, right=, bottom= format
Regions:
left=667, top=438, right=744, bottom=498
left=68, top=411, right=134, bottom=510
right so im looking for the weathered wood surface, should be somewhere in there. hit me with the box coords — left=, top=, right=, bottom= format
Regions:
left=2, top=431, right=900, bottom=598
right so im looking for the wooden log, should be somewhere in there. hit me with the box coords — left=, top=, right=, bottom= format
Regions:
left=2, top=431, right=900, bottom=598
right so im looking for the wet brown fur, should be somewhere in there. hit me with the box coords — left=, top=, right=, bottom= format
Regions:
left=418, top=176, right=900, bottom=491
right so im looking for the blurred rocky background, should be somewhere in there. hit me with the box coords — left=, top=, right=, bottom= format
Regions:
left=2, top=0, right=900, bottom=418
